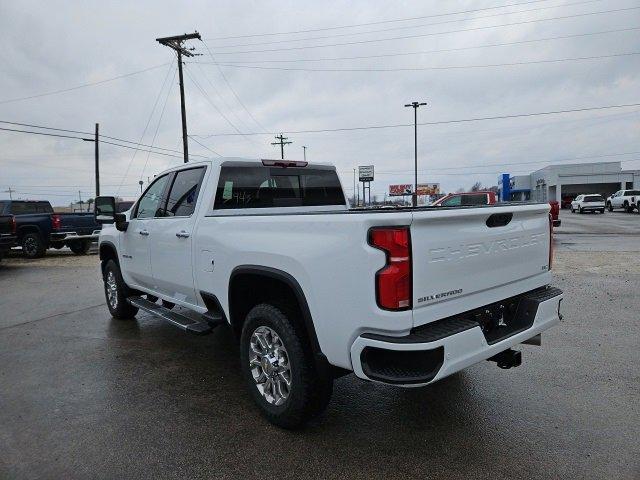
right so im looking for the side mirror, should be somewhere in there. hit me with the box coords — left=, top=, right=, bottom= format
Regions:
left=95, top=196, right=129, bottom=231
left=95, top=196, right=116, bottom=224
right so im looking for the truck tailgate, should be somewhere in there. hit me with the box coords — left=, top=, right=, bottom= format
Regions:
left=410, top=204, right=551, bottom=327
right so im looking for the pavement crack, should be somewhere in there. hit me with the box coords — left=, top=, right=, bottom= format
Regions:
left=0, top=303, right=106, bottom=332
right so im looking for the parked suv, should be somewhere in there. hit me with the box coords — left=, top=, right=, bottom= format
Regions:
left=606, top=190, right=640, bottom=213
left=571, top=194, right=605, bottom=214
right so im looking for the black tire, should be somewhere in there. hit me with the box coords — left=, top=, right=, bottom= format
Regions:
left=102, top=259, right=138, bottom=319
left=607, top=202, right=613, bottom=212
left=240, top=303, right=333, bottom=429
left=68, top=239, right=91, bottom=255
left=600, top=209, right=605, bottom=214
left=570, top=207, right=575, bottom=213
left=22, top=233, right=45, bottom=259
left=579, top=207, right=584, bottom=214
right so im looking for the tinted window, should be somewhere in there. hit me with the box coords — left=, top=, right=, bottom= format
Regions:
left=214, top=166, right=344, bottom=209
left=441, top=195, right=462, bottom=207
left=116, top=201, right=134, bottom=213
left=165, top=167, right=206, bottom=216
left=136, top=174, right=171, bottom=219
left=626, top=190, right=640, bottom=196
left=583, top=195, right=603, bottom=202
left=37, top=203, right=53, bottom=213
left=0, top=202, right=6, bottom=214
left=461, top=194, right=488, bottom=205
left=11, top=202, right=38, bottom=214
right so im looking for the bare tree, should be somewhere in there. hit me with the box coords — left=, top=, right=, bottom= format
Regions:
left=470, top=181, right=483, bottom=192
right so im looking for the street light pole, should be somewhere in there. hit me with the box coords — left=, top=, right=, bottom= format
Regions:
left=404, top=101, right=427, bottom=207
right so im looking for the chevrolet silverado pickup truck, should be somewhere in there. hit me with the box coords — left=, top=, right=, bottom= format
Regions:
left=95, top=158, right=563, bottom=428
left=0, top=215, right=17, bottom=263
left=0, top=200, right=100, bottom=258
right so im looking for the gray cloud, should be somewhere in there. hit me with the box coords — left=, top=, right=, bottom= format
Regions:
left=1, top=0, right=639, bottom=204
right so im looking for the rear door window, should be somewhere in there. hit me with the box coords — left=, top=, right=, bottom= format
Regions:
left=165, top=167, right=206, bottom=216
left=214, top=166, right=344, bottom=209
left=441, top=195, right=462, bottom=207
left=461, top=194, right=488, bottom=205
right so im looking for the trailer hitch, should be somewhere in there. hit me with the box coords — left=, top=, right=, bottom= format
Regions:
left=488, top=349, right=522, bottom=369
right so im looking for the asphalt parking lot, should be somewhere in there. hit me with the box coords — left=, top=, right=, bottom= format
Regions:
left=1, top=209, right=638, bottom=479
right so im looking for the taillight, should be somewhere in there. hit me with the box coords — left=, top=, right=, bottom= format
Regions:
left=548, top=213, right=554, bottom=270
left=52, top=214, right=61, bottom=230
left=368, top=227, right=412, bottom=310
left=10, top=216, right=16, bottom=234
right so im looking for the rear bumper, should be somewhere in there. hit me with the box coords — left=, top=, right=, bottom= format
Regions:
left=50, top=230, right=101, bottom=242
left=350, top=287, right=563, bottom=386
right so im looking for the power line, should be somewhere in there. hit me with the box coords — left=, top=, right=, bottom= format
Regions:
left=115, top=64, right=176, bottom=195
left=202, top=27, right=640, bottom=64
left=207, top=6, right=640, bottom=55
left=203, top=0, right=566, bottom=40
left=188, top=135, right=223, bottom=157
left=192, top=101, right=640, bottom=137
left=0, top=63, right=170, bottom=105
left=0, top=118, right=208, bottom=158
left=139, top=67, right=179, bottom=182
left=192, top=62, right=260, bottom=136
left=184, top=68, right=246, bottom=136
left=209, top=0, right=604, bottom=49
left=0, top=126, right=91, bottom=141
left=201, top=39, right=269, bottom=133
left=209, top=51, right=640, bottom=73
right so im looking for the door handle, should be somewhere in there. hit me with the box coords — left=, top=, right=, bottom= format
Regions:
left=175, top=230, right=190, bottom=238
left=139, top=230, right=149, bottom=236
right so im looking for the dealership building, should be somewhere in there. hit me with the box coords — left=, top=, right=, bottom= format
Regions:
left=497, top=161, right=640, bottom=203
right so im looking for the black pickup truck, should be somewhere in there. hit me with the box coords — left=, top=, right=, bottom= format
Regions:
left=0, top=215, right=17, bottom=263
left=0, top=200, right=101, bottom=258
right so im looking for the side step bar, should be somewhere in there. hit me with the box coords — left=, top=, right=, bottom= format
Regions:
left=128, top=297, right=222, bottom=335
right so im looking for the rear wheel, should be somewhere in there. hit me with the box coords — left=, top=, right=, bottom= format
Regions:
left=600, top=209, right=605, bottom=214
left=22, top=233, right=45, bottom=259
left=607, top=202, right=613, bottom=212
left=103, top=259, right=138, bottom=319
left=68, top=239, right=91, bottom=255
left=570, top=207, right=575, bottom=213
left=240, top=303, right=333, bottom=429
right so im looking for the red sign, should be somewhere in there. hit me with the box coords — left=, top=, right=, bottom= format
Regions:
left=389, top=184, right=413, bottom=196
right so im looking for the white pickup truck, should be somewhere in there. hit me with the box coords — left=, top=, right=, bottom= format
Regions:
left=95, top=158, right=563, bottom=428
left=606, top=189, right=640, bottom=213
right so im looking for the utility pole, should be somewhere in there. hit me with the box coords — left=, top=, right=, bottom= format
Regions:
left=78, top=190, right=83, bottom=212
left=302, top=145, right=307, bottom=161
left=353, top=168, right=356, bottom=207
left=271, top=134, right=292, bottom=159
left=404, top=101, right=427, bottom=207
left=94, top=123, right=100, bottom=196
left=4, top=187, right=15, bottom=200
left=156, top=32, right=201, bottom=163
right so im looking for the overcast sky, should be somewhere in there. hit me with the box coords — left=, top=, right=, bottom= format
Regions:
left=1, top=0, right=639, bottom=205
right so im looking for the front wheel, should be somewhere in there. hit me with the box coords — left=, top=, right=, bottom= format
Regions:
left=571, top=207, right=575, bottom=213
left=607, top=202, right=613, bottom=212
left=600, top=209, right=605, bottom=214
left=240, top=303, right=333, bottom=429
left=579, top=207, right=584, bottom=214
left=103, top=259, right=138, bottom=319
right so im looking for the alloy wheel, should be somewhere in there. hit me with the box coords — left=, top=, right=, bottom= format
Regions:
left=105, top=270, right=118, bottom=309
left=249, top=326, right=292, bottom=406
